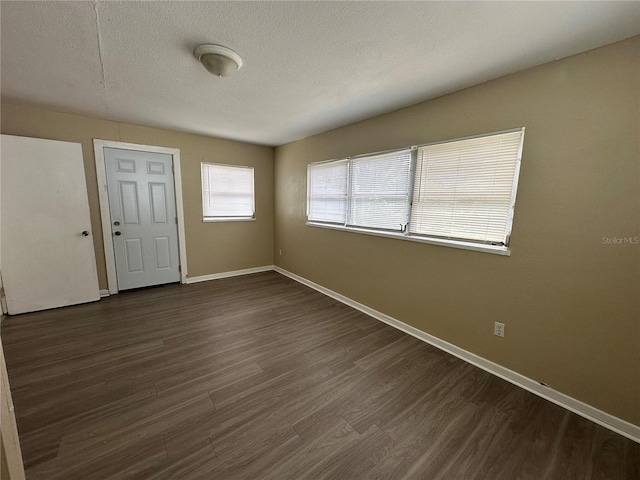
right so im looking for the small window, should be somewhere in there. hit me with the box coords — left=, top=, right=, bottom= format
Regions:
left=347, top=149, right=412, bottom=232
left=307, top=159, right=348, bottom=224
left=201, top=163, right=255, bottom=222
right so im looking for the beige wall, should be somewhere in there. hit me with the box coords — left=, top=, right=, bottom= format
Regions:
left=0, top=105, right=275, bottom=288
left=274, top=37, right=640, bottom=425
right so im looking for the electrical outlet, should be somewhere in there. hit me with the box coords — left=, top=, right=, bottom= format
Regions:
left=279, top=249, right=282, bottom=256
left=494, top=322, right=505, bottom=337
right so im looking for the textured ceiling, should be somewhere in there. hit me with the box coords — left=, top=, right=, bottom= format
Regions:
left=1, top=1, right=639, bottom=146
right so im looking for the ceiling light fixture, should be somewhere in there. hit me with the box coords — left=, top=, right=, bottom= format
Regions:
left=194, top=44, right=243, bottom=78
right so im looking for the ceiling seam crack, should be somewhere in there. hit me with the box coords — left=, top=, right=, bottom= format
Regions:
left=93, top=1, right=108, bottom=113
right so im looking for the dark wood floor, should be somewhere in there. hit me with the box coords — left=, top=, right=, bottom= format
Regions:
left=1, top=272, right=638, bottom=479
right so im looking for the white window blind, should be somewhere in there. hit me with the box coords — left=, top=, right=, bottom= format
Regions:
left=409, top=130, right=523, bottom=244
left=347, top=150, right=412, bottom=231
left=201, top=163, right=255, bottom=220
left=307, top=160, right=348, bottom=224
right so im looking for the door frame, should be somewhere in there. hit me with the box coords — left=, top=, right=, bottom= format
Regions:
left=93, top=139, right=188, bottom=294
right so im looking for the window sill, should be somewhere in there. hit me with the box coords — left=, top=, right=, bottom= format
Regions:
left=204, top=217, right=256, bottom=223
left=305, top=222, right=511, bottom=256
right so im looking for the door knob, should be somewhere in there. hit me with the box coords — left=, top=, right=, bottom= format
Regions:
left=82, top=231, right=90, bottom=236
left=113, top=221, right=120, bottom=226
left=114, top=231, right=122, bottom=236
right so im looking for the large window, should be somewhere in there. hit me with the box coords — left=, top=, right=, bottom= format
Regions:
left=307, top=128, right=524, bottom=254
left=201, top=163, right=255, bottom=222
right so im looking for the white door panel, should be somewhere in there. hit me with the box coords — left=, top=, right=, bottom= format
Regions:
left=104, top=148, right=180, bottom=290
left=0, top=134, right=100, bottom=314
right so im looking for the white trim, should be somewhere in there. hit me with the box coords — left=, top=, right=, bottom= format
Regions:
left=184, top=265, right=275, bottom=284
left=99, top=290, right=110, bottom=298
left=306, top=222, right=511, bottom=256
left=94, top=141, right=118, bottom=295
left=203, top=217, right=256, bottom=223
left=172, top=149, right=189, bottom=286
left=1, top=341, right=27, bottom=480
left=93, top=140, right=188, bottom=294
left=273, top=266, right=640, bottom=444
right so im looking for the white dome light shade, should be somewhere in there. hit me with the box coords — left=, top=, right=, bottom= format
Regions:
left=194, top=44, right=243, bottom=77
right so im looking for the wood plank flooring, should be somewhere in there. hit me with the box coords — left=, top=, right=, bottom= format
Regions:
left=1, top=271, right=638, bottom=479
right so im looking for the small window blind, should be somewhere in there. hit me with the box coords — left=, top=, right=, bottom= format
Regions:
left=307, top=160, right=348, bottom=224
left=409, top=129, right=523, bottom=244
left=201, top=163, right=255, bottom=220
left=347, top=150, right=412, bottom=231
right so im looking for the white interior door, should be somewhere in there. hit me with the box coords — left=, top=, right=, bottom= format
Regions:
left=104, top=148, right=180, bottom=290
left=0, top=134, right=100, bottom=314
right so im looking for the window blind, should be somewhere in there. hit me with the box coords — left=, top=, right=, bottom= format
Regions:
left=202, top=163, right=254, bottom=219
left=307, top=160, right=348, bottom=224
left=347, top=150, right=412, bottom=231
left=409, top=129, right=523, bottom=244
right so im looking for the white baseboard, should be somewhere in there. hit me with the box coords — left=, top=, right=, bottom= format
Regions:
left=99, top=290, right=110, bottom=298
left=273, top=266, right=640, bottom=444
left=184, top=265, right=275, bottom=284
